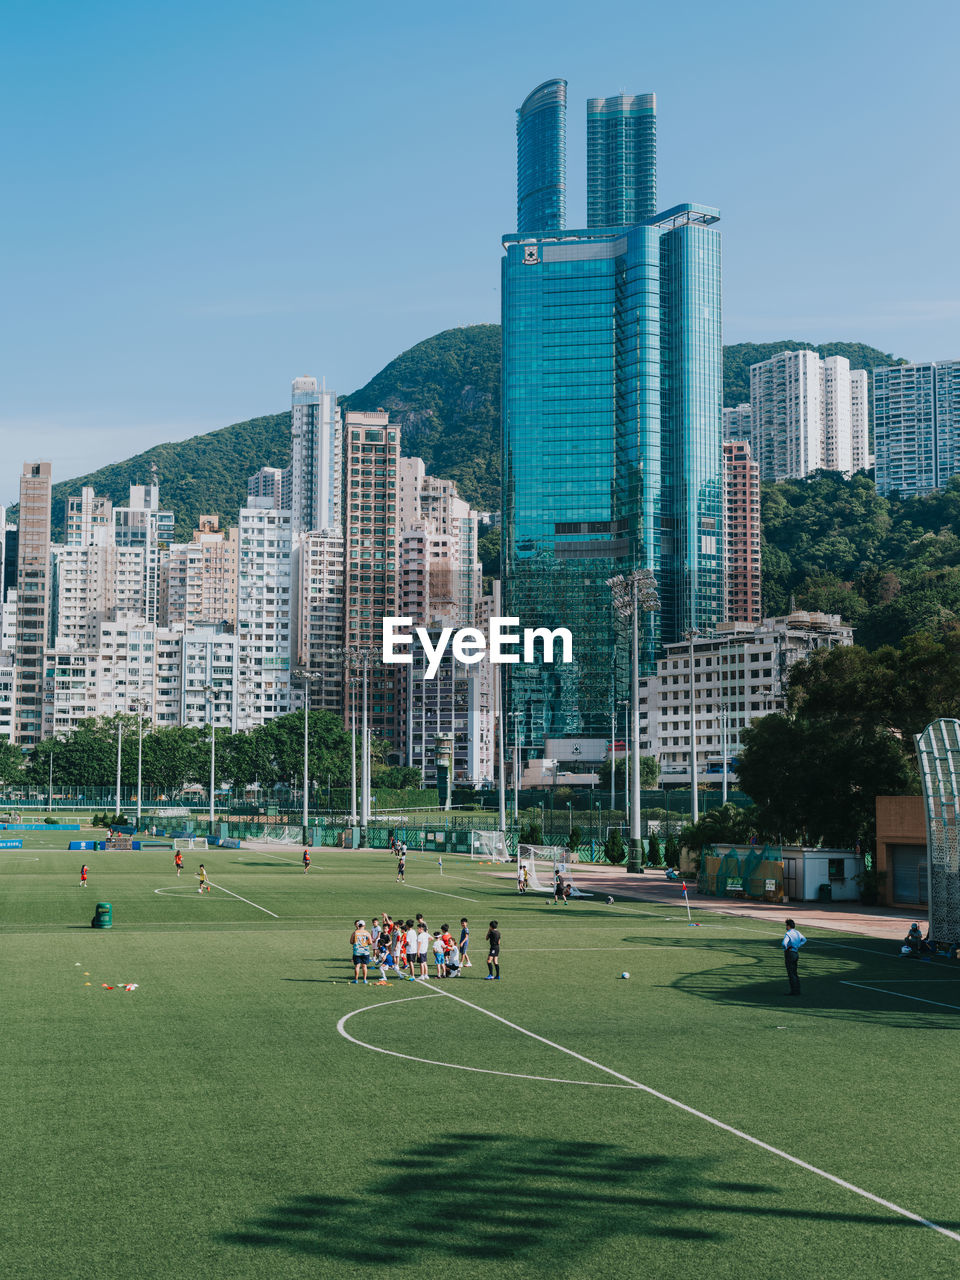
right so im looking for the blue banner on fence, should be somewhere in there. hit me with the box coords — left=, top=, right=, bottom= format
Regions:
left=0, top=839, right=23, bottom=849
left=69, top=841, right=99, bottom=851
left=1, top=824, right=82, bottom=831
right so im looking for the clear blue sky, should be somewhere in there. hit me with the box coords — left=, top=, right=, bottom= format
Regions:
left=2, top=0, right=958, bottom=503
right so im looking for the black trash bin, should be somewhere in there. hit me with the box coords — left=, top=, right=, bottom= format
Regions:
left=817, top=883, right=832, bottom=903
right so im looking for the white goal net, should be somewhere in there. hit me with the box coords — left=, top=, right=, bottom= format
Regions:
left=264, top=826, right=299, bottom=844
left=174, top=837, right=208, bottom=852
left=470, top=830, right=512, bottom=861
left=518, top=845, right=593, bottom=897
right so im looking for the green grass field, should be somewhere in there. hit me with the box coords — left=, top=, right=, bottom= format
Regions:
left=2, top=836, right=958, bottom=1279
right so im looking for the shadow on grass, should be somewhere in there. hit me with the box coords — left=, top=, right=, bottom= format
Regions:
left=623, top=933, right=960, bottom=1029
left=222, top=1133, right=955, bottom=1264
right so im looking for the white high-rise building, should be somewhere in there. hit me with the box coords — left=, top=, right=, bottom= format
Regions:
left=645, top=612, right=853, bottom=789
left=749, top=350, right=823, bottom=481
left=822, top=356, right=853, bottom=475
left=65, top=487, right=113, bottom=546
left=290, top=377, right=341, bottom=535
left=749, top=351, right=867, bottom=482
left=51, top=543, right=146, bottom=649
left=722, top=405, right=752, bottom=444
left=236, top=503, right=293, bottom=728
left=874, top=361, right=960, bottom=498
left=850, top=370, right=870, bottom=473
left=297, top=528, right=345, bottom=715
left=113, top=484, right=175, bottom=624
left=248, top=466, right=290, bottom=511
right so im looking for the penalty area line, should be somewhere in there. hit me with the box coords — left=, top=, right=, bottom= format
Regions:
left=414, top=979, right=960, bottom=1244
left=205, top=879, right=279, bottom=918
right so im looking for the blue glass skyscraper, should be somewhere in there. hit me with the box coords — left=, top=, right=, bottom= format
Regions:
left=587, top=93, right=657, bottom=227
left=516, top=79, right=567, bottom=236
left=502, top=84, right=723, bottom=745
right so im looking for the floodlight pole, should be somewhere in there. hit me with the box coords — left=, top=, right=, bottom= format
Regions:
left=608, top=570, right=660, bottom=874
left=114, top=720, right=122, bottom=817
left=203, top=685, right=216, bottom=827
left=48, top=744, right=53, bottom=813
left=687, top=630, right=700, bottom=825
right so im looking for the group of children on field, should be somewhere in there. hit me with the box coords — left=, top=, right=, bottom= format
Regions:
left=349, top=914, right=501, bottom=985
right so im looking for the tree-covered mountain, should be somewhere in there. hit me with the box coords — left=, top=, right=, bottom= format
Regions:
left=24, top=324, right=909, bottom=542
left=341, top=324, right=501, bottom=511
left=42, top=413, right=293, bottom=542
left=723, top=340, right=905, bottom=407
left=762, top=471, right=960, bottom=648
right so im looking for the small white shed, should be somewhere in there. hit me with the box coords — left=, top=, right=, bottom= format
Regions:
left=782, top=847, right=864, bottom=902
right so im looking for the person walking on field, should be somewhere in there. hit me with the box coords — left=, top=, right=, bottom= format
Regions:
left=174, top=851, right=183, bottom=877
left=459, top=918, right=472, bottom=968
left=782, top=918, right=806, bottom=995
left=197, top=864, right=211, bottom=894
left=396, top=851, right=406, bottom=883
left=302, top=848, right=310, bottom=873
left=80, top=864, right=88, bottom=888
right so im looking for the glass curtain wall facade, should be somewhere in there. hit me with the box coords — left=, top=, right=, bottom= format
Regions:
left=658, top=215, right=724, bottom=639
left=587, top=93, right=657, bottom=227
left=504, top=80, right=724, bottom=748
left=502, top=206, right=722, bottom=741
left=516, top=79, right=567, bottom=236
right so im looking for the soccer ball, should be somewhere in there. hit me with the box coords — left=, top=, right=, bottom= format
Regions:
left=621, top=971, right=630, bottom=980
left=606, top=896, right=614, bottom=905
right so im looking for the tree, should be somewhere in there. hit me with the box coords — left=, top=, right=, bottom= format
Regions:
left=677, top=803, right=760, bottom=854
left=604, top=828, right=626, bottom=865
left=568, top=825, right=583, bottom=853
left=646, top=830, right=662, bottom=866
left=596, top=755, right=659, bottom=790
left=0, top=741, right=24, bottom=785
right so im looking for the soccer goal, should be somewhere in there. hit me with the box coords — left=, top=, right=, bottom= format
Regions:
left=264, top=826, right=299, bottom=844
left=470, top=830, right=512, bottom=862
left=174, top=837, right=208, bottom=852
left=518, top=844, right=594, bottom=897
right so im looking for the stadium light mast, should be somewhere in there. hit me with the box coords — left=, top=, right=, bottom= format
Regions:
left=202, top=685, right=216, bottom=827
left=685, top=630, right=701, bottom=824
left=607, top=570, right=660, bottom=874
left=132, top=699, right=149, bottom=827
left=294, top=670, right=322, bottom=834
left=114, top=719, right=123, bottom=818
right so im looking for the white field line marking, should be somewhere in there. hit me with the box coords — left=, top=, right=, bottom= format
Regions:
left=841, top=981, right=960, bottom=1012
left=406, top=978, right=960, bottom=1244
left=165, top=878, right=279, bottom=918
left=205, top=878, right=279, bottom=917
left=237, top=851, right=302, bottom=865
left=401, top=882, right=478, bottom=903
left=0, top=856, right=40, bottom=861
left=337, top=998, right=634, bottom=1089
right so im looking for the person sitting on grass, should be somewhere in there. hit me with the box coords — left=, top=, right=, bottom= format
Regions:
left=903, top=922, right=924, bottom=957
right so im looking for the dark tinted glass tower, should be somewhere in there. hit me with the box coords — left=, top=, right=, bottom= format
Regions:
left=503, top=82, right=723, bottom=747
left=516, top=79, right=567, bottom=235
left=587, top=93, right=657, bottom=227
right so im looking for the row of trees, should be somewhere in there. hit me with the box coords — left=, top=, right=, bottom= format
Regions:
left=0, top=711, right=415, bottom=797
left=728, top=627, right=960, bottom=850
left=763, top=472, right=960, bottom=647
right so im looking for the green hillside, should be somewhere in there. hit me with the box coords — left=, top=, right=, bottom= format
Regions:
left=25, top=325, right=909, bottom=541
left=44, top=413, right=292, bottom=542
left=341, top=323, right=501, bottom=511
left=762, top=471, right=960, bottom=648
